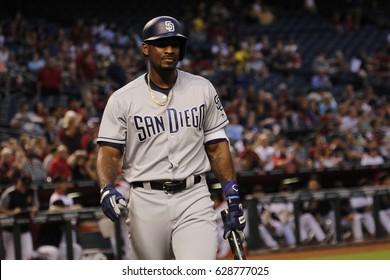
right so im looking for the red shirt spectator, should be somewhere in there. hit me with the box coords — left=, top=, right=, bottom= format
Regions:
left=48, top=145, right=72, bottom=179
left=38, top=56, right=62, bottom=96
left=76, top=49, right=97, bottom=82
left=58, top=110, right=83, bottom=154
left=80, top=117, right=100, bottom=151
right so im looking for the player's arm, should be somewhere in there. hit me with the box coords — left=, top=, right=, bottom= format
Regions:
left=96, top=145, right=126, bottom=222
left=204, top=131, right=246, bottom=239
left=96, top=145, right=122, bottom=187
left=205, top=139, right=235, bottom=182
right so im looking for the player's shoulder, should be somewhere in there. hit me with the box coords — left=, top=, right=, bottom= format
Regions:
left=177, top=70, right=212, bottom=86
left=110, top=73, right=147, bottom=99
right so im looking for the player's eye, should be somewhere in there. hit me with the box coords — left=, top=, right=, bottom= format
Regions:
left=150, top=39, right=180, bottom=49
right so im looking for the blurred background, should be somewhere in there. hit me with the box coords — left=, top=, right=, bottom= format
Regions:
left=1, top=0, right=390, bottom=259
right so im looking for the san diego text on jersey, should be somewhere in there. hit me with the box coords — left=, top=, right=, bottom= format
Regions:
left=134, top=104, right=206, bottom=141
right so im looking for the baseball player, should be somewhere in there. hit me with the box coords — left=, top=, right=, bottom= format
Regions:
left=0, top=172, right=39, bottom=259
left=96, top=16, right=246, bottom=260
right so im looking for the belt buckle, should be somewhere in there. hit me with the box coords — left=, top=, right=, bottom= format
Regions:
left=163, top=181, right=181, bottom=194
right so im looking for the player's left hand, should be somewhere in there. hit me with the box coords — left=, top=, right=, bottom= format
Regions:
left=221, top=180, right=246, bottom=240
left=223, top=197, right=246, bottom=241
left=100, top=184, right=127, bottom=222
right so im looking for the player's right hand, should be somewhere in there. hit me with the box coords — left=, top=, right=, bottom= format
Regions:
left=100, top=184, right=127, bottom=222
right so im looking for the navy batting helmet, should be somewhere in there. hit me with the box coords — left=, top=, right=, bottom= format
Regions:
left=142, top=16, right=187, bottom=60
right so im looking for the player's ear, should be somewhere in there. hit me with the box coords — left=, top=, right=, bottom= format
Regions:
left=141, top=42, right=149, bottom=57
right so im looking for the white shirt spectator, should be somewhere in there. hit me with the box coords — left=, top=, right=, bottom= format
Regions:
left=350, top=196, right=373, bottom=210
left=360, top=149, right=384, bottom=166
left=95, top=39, right=112, bottom=58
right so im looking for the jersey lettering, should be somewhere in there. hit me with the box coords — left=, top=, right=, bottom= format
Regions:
left=134, top=105, right=205, bottom=141
left=134, top=115, right=165, bottom=141
left=168, top=105, right=205, bottom=133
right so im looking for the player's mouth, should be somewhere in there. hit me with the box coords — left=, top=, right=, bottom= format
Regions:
left=162, top=56, right=176, bottom=62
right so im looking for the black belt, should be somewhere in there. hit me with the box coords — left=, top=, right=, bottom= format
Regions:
left=132, top=175, right=202, bottom=194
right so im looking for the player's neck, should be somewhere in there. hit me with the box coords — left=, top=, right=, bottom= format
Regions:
left=149, top=69, right=177, bottom=89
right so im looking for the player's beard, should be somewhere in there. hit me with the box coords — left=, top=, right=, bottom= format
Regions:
left=160, top=57, right=177, bottom=72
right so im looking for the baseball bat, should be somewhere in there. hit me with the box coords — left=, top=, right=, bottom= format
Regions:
left=221, top=209, right=246, bottom=260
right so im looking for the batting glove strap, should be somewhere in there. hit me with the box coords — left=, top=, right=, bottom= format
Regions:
left=223, top=201, right=246, bottom=240
left=221, top=180, right=239, bottom=197
left=226, top=195, right=241, bottom=204
left=100, top=184, right=126, bottom=222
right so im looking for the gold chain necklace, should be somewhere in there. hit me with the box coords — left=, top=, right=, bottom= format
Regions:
left=147, top=74, right=173, bottom=106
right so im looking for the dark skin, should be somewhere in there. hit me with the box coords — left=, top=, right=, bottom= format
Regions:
left=141, top=37, right=181, bottom=88
left=96, top=37, right=236, bottom=188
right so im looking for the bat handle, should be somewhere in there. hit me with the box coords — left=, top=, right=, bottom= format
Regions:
left=221, top=209, right=246, bottom=260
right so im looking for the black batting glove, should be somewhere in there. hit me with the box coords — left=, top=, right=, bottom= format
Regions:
left=222, top=180, right=246, bottom=240
left=100, top=184, right=126, bottom=222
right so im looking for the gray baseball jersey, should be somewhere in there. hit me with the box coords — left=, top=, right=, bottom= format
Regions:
left=97, top=70, right=229, bottom=183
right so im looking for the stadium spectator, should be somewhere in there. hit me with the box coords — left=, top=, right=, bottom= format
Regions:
left=0, top=147, right=20, bottom=185
left=68, top=149, right=91, bottom=180
left=225, top=112, right=245, bottom=145
left=360, top=145, right=384, bottom=166
left=258, top=4, right=276, bottom=25
left=339, top=106, right=359, bottom=133
left=252, top=186, right=280, bottom=250
left=262, top=185, right=296, bottom=248
left=0, top=172, right=39, bottom=259
left=366, top=46, right=390, bottom=80
left=19, top=135, right=48, bottom=185
left=27, top=51, right=45, bottom=75
left=349, top=178, right=376, bottom=242
left=298, top=190, right=327, bottom=245
left=311, top=67, right=333, bottom=90
left=95, top=38, right=112, bottom=58
left=10, top=102, right=45, bottom=135
left=254, top=132, right=275, bottom=171
left=37, top=55, right=63, bottom=98
left=234, top=138, right=261, bottom=172
left=47, top=144, right=72, bottom=179
left=344, top=130, right=365, bottom=164
left=75, top=47, right=97, bottom=109
left=318, top=91, right=338, bottom=116
left=377, top=174, right=390, bottom=236
left=107, top=53, right=129, bottom=89
left=80, top=117, right=100, bottom=151
left=269, top=40, right=290, bottom=76
left=35, top=176, right=83, bottom=259
left=304, top=175, right=336, bottom=243
left=286, top=138, right=310, bottom=168
left=43, top=116, right=59, bottom=145
left=58, top=110, right=83, bottom=154
left=187, top=17, right=208, bottom=52
left=328, top=49, right=349, bottom=77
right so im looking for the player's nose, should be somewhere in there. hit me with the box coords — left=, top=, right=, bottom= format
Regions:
left=163, top=45, right=177, bottom=53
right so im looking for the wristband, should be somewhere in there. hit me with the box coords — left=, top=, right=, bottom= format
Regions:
left=226, top=195, right=240, bottom=204
left=221, top=179, right=239, bottom=197
left=100, top=183, right=114, bottom=195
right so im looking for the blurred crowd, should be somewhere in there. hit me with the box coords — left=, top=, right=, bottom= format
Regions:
left=1, top=0, right=390, bottom=260
left=0, top=0, right=390, bottom=192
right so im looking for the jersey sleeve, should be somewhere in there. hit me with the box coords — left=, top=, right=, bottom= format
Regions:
left=203, top=82, right=229, bottom=135
left=97, top=94, right=127, bottom=145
